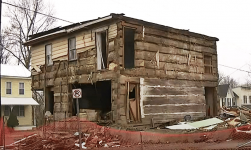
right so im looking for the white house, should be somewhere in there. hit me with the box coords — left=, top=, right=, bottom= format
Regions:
left=233, top=86, right=251, bottom=108
left=218, top=84, right=238, bottom=108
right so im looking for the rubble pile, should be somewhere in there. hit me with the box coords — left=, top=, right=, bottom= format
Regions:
left=4, top=125, right=124, bottom=149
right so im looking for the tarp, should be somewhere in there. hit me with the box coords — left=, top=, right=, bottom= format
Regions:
left=1, top=97, right=39, bottom=105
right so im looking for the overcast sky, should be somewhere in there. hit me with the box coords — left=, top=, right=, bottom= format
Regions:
left=3, top=0, right=251, bottom=84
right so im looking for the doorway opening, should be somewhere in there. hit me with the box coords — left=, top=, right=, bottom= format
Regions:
left=72, top=80, right=111, bottom=121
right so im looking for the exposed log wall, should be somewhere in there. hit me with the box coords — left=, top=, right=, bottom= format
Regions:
left=31, top=22, right=119, bottom=121
left=118, top=21, right=218, bottom=83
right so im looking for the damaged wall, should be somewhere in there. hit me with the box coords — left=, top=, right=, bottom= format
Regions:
left=29, top=15, right=219, bottom=125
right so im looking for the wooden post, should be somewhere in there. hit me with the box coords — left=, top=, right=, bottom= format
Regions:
left=76, top=98, right=82, bottom=150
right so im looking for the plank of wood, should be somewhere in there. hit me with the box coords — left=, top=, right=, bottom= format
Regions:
left=135, top=41, right=216, bottom=55
left=142, top=95, right=205, bottom=105
left=144, top=27, right=216, bottom=48
left=143, top=104, right=206, bottom=114
left=79, top=56, right=96, bottom=65
left=135, top=50, right=204, bottom=66
left=141, top=78, right=217, bottom=87
left=141, top=112, right=206, bottom=124
left=143, top=87, right=204, bottom=96
left=143, top=60, right=204, bottom=73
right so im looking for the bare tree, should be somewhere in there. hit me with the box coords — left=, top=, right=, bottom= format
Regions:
left=2, top=0, right=56, bottom=69
left=0, top=34, right=11, bottom=64
left=219, top=71, right=239, bottom=88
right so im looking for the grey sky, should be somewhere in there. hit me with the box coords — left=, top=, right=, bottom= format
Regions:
left=3, top=0, right=251, bottom=84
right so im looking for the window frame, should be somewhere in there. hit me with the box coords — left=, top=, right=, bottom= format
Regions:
left=19, top=82, right=25, bottom=95
left=96, top=30, right=108, bottom=70
left=68, top=37, right=77, bottom=61
left=203, top=53, right=213, bottom=74
left=123, top=26, right=136, bottom=69
left=244, top=95, right=247, bottom=104
left=45, top=44, right=53, bottom=66
left=6, top=82, right=12, bottom=95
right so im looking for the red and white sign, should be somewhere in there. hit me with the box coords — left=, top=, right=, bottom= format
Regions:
left=72, top=89, right=82, bottom=98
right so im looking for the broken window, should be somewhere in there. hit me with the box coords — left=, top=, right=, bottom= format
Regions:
left=69, top=37, right=77, bottom=61
left=126, top=83, right=140, bottom=123
left=204, top=55, right=212, bottom=74
left=96, top=31, right=107, bottom=70
left=124, top=28, right=135, bottom=69
left=45, top=44, right=53, bottom=66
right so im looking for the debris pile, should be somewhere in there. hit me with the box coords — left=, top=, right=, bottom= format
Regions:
left=4, top=123, right=124, bottom=149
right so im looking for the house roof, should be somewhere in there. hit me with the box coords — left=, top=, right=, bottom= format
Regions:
left=218, top=84, right=229, bottom=98
left=1, top=64, right=31, bottom=78
left=233, top=91, right=239, bottom=98
left=24, top=13, right=219, bottom=46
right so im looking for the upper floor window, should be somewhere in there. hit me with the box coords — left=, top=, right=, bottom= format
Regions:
left=45, top=44, right=53, bottom=66
left=204, top=55, right=212, bottom=74
left=68, top=37, right=76, bottom=60
left=19, top=83, right=24, bottom=95
left=124, top=27, right=135, bottom=69
left=96, top=31, right=108, bottom=70
left=249, top=96, right=251, bottom=103
left=6, top=82, right=11, bottom=94
left=244, top=95, right=247, bottom=104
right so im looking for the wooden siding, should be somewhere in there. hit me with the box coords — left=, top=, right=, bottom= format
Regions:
left=31, top=23, right=117, bottom=67
left=140, top=78, right=206, bottom=123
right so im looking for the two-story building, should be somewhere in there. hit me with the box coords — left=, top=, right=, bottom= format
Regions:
left=24, top=14, right=219, bottom=125
left=1, top=64, right=39, bottom=130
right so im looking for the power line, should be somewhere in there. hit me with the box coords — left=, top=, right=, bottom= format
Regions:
left=2, top=1, right=74, bottom=23
left=219, top=64, right=251, bottom=74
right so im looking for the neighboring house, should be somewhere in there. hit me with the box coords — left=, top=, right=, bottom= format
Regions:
left=24, top=13, right=219, bottom=125
left=1, top=64, right=39, bottom=130
left=218, top=84, right=238, bottom=108
left=233, top=86, right=251, bottom=108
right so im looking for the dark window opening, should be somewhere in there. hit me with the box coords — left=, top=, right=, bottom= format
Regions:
left=48, top=91, right=54, bottom=115
left=124, top=28, right=135, bottom=69
left=5, top=105, right=25, bottom=116
left=129, top=84, right=136, bottom=99
left=204, top=55, right=212, bottom=74
left=72, top=80, right=111, bottom=120
left=4, top=106, right=10, bottom=116
left=96, top=31, right=107, bottom=70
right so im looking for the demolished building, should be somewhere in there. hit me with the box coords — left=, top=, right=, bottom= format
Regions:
left=24, top=13, right=219, bottom=125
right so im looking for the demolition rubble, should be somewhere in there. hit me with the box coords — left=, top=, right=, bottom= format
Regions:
left=2, top=106, right=251, bottom=149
